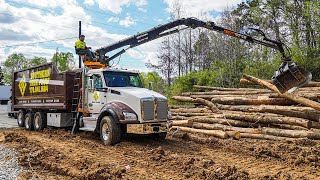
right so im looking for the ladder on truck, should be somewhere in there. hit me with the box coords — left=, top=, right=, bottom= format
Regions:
left=71, top=70, right=82, bottom=133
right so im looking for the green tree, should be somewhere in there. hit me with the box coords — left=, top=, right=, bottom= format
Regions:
left=51, top=52, right=75, bottom=71
left=3, top=53, right=28, bottom=85
left=30, top=56, right=47, bottom=66
left=140, top=72, right=166, bottom=94
left=0, top=67, right=4, bottom=85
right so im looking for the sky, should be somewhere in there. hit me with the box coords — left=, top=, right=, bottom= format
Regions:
left=0, top=0, right=244, bottom=72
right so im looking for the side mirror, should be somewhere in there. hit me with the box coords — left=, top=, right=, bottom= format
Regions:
left=88, top=79, right=95, bottom=90
left=148, top=81, right=154, bottom=90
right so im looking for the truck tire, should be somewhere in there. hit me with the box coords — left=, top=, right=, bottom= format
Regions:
left=100, top=116, right=121, bottom=145
left=33, top=112, right=46, bottom=131
left=25, top=112, right=34, bottom=131
left=17, top=109, right=26, bottom=127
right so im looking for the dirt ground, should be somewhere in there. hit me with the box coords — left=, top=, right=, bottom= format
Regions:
left=0, top=128, right=319, bottom=180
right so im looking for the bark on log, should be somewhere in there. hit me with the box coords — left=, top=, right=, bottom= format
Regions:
left=182, top=90, right=271, bottom=96
left=172, top=112, right=213, bottom=117
left=171, top=96, right=219, bottom=113
left=222, top=111, right=311, bottom=128
left=261, top=127, right=320, bottom=139
left=210, top=97, right=295, bottom=106
left=170, top=108, right=211, bottom=113
left=215, top=104, right=320, bottom=122
left=170, top=120, right=193, bottom=127
left=193, top=85, right=263, bottom=92
left=193, top=122, right=261, bottom=134
left=240, top=133, right=291, bottom=140
left=240, top=78, right=320, bottom=87
left=192, top=117, right=262, bottom=128
left=172, top=126, right=228, bottom=139
left=169, top=105, right=197, bottom=109
left=243, top=74, right=320, bottom=111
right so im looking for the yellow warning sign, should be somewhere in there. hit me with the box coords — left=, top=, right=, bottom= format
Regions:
left=94, top=92, right=99, bottom=101
left=18, top=74, right=27, bottom=96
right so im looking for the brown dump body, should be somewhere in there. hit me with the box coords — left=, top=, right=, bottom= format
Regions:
left=12, top=63, right=78, bottom=111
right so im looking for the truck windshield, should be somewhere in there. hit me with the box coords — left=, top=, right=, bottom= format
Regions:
left=103, top=71, right=143, bottom=87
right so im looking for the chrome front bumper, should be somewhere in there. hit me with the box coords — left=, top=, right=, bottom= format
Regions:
left=127, top=122, right=168, bottom=134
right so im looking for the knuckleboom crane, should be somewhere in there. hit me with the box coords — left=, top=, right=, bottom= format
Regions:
left=81, top=17, right=311, bottom=93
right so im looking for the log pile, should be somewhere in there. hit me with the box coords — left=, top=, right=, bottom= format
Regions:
left=170, top=75, right=320, bottom=141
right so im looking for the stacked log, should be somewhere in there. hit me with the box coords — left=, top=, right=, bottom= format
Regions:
left=170, top=75, right=320, bottom=141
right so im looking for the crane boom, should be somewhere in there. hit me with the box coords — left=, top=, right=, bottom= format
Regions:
left=95, top=17, right=286, bottom=63
left=90, top=17, right=311, bottom=93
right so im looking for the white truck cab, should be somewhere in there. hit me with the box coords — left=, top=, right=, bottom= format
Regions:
left=80, top=68, right=169, bottom=145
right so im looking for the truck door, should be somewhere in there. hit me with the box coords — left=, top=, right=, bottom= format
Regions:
left=87, top=74, right=106, bottom=114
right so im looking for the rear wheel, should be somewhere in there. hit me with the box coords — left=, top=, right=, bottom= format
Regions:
left=100, top=116, right=121, bottom=145
left=33, top=112, right=46, bottom=131
left=25, top=112, right=34, bottom=131
left=17, top=109, right=26, bottom=127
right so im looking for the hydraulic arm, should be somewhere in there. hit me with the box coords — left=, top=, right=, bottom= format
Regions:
left=93, top=17, right=311, bottom=93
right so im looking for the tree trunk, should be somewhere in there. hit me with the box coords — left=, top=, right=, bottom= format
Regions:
left=240, top=78, right=320, bottom=87
left=242, top=74, right=320, bottom=111
left=171, top=108, right=211, bottom=113
left=215, top=104, right=320, bottom=122
left=170, top=120, right=193, bottom=127
left=222, top=111, right=311, bottom=128
left=171, top=96, right=219, bottom=113
left=193, top=85, right=263, bottom=91
left=240, top=133, right=291, bottom=140
left=193, top=122, right=261, bottom=134
left=172, top=126, right=228, bottom=139
left=210, top=97, right=295, bottom=106
left=261, top=127, right=320, bottom=140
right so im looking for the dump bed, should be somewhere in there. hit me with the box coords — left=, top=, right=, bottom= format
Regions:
left=12, top=63, right=78, bottom=111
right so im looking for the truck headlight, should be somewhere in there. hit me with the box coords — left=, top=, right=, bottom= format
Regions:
left=123, top=112, right=137, bottom=121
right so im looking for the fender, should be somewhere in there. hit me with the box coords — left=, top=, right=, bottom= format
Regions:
left=96, top=102, right=139, bottom=131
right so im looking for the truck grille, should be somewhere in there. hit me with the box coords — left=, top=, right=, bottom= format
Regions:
left=157, top=100, right=168, bottom=120
left=142, top=100, right=154, bottom=120
left=142, top=99, right=167, bottom=121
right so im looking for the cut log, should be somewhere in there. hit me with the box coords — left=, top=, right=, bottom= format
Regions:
left=226, top=131, right=241, bottom=140
left=172, top=126, right=228, bottom=139
left=240, top=78, right=320, bottom=87
left=261, top=127, right=320, bottom=140
left=211, top=97, right=295, bottom=106
left=222, top=111, right=312, bottom=128
left=172, top=112, right=213, bottom=117
left=170, top=120, right=193, bottom=127
left=171, top=96, right=219, bottom=113
left=193, top=122, right=261, bottom=134
left=170, top=108, right=211, bottom=113
left=240, top=133, right=291, bottom=140
left=169, top=105, right=197, bottom=109
left=193, top=85, right=263, bottom=92
left=243, top=74, right=320, bottom=111
left=182, top=90, right=271, bottom=96
left=192, top=117, right=262, bottom=128
left=215, top=104, right=320, bottom=122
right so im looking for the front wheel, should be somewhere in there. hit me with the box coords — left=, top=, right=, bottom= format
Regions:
left=100, top=116, right=121, bottom=145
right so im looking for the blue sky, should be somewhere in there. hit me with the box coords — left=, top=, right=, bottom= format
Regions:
left=0, top=0, right=244, bottom=72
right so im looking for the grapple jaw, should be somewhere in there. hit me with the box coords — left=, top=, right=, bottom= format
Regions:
left=272, top=62, right=312, bottom=93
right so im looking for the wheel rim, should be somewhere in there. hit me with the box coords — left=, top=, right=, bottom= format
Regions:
left=34, top=115, right=40, bottom=129
left=101, top=123, right=110, bottom=141
left=25, top=116, right=29, bottom=129
left=18, top=113, right=23, bottom=124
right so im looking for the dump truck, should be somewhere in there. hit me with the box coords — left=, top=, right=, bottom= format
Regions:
left=13, top=63, right=169, bottom=145
left=13, top=17, right=311, bottom=145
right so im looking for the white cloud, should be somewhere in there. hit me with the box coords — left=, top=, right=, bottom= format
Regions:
left=7, top=46, right=56, bottom=59
left=119, top=16, right=136, bottom=27
left=84, top=0, right=95, bottom=6
left=107, top=17, right=120, bottom=23
left=95, top=0, right=147, bottom=14
left=164, top=0, right=243, bottom=17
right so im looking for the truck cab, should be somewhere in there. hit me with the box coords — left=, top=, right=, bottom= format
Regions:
left=81, top=68, right=169, bottom=145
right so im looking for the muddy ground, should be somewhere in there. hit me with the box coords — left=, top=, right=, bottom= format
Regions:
left=0, top=128, right=319, bottom=179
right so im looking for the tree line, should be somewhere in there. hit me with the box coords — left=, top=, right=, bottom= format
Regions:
left=149, top=0, right=320, bottom=96
left=0, top=52, right=75, bottom=85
